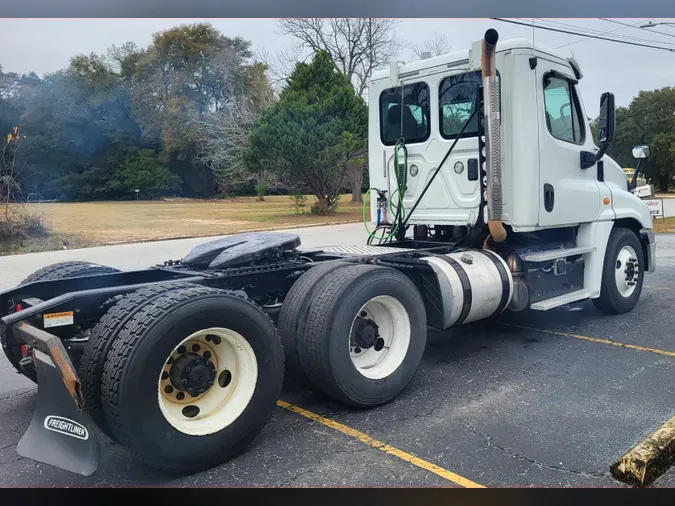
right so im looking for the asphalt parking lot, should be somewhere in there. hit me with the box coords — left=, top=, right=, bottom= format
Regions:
left=0, top=225, right=673, bottom=487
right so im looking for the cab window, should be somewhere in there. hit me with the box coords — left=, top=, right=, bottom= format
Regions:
left=439, top=71, right=482, bottom=139
left=379, top=82, right=430, bottom=145
left=543, top=75, right=585, bottom=144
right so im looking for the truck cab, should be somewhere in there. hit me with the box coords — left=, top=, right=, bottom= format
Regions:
left=367, top=33, right=655, bottom=313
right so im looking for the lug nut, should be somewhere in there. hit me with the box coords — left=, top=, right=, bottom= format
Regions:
left=176, top=392, right=185, bottom=400
left=192, top=344, right=200, bottom=352
left=203, top=351, right=211, bottom=359
left=177, top=346, right=186, bottom=354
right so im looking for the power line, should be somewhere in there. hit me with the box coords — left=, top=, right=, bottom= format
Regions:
left=551, top=20, right=649, bottom=49
left=491, top=18, right=675, bottom=52
left=520, top=18, right=675, bottom=46
left=600, top=18, right=675, bottom=40
left=524, top=18, right=670, bottom=46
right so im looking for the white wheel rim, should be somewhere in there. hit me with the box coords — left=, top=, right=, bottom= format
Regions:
left=348, top=295, right=411, bottom=380
left=614, top=245, right=639, bottom=298
left=157, top=327, right=258, bottom=436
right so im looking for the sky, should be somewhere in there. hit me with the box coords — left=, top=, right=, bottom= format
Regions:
left=1, top=18, right=674, bottom=117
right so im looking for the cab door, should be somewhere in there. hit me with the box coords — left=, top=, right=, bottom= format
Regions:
left=376, top=71, right=483, bottom=228
left=536, top=60, right=602, bottom=227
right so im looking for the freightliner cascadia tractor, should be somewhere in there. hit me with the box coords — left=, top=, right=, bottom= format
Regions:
left=0, top=29, right=655, bottom=476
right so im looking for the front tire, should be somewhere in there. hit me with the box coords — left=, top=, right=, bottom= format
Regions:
left=100, top=285, right=284, bottom=474
left=298, top=264, right=427, bottom=408
left=592, top=227, right=644, bottom=314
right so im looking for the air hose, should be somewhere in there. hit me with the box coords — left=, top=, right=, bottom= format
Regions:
left=362, top=140, right=408, bottom=244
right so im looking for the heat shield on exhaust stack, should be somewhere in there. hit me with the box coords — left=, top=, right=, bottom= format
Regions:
left=481, top=29, right=507, bottom=243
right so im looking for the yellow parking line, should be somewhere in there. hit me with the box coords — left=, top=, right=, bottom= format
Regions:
left=644, top=285, right=673, bottom=291
left=276, top=400, right=484, bottom=488
left=503, top=324, right=675, bottom=358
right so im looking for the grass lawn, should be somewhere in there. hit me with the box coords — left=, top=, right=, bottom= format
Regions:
left=651, top=216, right=675, bottom=234
left=0, top=194, right=364, bottom=255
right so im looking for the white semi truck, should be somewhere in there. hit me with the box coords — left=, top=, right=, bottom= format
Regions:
left=0, top=29, right=655, bottom=476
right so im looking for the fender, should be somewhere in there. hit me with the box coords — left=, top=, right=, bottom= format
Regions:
left=608, top=184, right=653, bottom=230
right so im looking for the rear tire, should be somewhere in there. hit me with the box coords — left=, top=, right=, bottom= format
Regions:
left=592, top=227, right=644, bottom=314
left=2, top=261, right=121, bottom=384
left=276, top=260, right=351, bottom=384
left=79, top=281, right=201, bottom=443
left=298, top=264, right=427, bottom=408
left=100, top=285, right=284, bottom=474
left=19, top=261, right=121, bottom=286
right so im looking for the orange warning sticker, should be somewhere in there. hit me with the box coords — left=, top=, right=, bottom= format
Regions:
left=44, top=311, right=74, bottom=328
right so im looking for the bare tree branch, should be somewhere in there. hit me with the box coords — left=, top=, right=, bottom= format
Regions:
left=276, top=18, right=405, bottom=97
left=407, top=32, right=452, bottom=60
left=194, top=64, right=283, bottom=200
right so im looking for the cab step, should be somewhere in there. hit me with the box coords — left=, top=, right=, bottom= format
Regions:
left=522, top=246, right=597, bottom=263
left=530, top=288, right=597, bottom=311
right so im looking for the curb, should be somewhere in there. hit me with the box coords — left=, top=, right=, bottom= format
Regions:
left=610, top=415, right=675, bottom=487
left=96, top=220, right=362, bottom=247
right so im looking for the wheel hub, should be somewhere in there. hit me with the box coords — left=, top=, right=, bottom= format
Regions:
left=351, top=317, right=380, bottom=350
left=624, top=257, right=638, bottom=285
left=170, top=352, right=216, bottom=396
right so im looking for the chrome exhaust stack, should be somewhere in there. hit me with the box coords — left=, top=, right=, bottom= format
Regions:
left=481, top=29, right=507, bottom=243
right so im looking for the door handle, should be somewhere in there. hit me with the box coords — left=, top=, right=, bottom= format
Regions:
left=544, top=184, right=555, bottom=212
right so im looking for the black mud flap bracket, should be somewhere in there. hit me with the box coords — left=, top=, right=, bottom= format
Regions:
left=13, top=322, right=100, bottom=477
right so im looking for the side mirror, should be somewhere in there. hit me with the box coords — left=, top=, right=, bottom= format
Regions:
left=632, top=145, right=651, bottom=159
left=580, top=92, right=616, bottom=169
left=597, top=92, right=616, bottom=145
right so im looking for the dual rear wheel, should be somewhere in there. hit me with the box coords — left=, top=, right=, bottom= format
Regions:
left=278, top=262, right=428, bottom=408
left=81, top=282, right=284, bottom=474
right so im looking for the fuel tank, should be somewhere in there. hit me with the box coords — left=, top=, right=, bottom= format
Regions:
left=421, top=249, right=513, bottom=329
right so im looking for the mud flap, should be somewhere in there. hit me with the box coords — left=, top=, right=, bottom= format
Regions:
left=16, top=350, right=100, bottom=476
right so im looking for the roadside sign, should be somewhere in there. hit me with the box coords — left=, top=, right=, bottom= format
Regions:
left=643, top=198, right=664, bottom=218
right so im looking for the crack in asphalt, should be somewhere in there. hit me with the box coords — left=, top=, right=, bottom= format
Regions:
left=375, top=408, right=442, bottom=428
left=0, top=456, right=25, bottom=468
left=277, top=443, right=373, bottom=485
left=467, top=426, right=608, bottom=479
left=279, top=466, right=318, bottom=486
left=0, top=388, right=35, bottom=403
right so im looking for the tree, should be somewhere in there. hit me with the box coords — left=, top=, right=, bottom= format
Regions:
left=0, top=126, right=47, bottom=241
left=131, top=23, right=254, bottom=197
left=243, top=51, right=368, bottom=214
left=14, top=49, right=144, bottom=201
left=408, top=32, right=451, bottom=60
left=276, top=19, right=404, bottom=97
left=1, top=127, right=23, bottom=217
left=276, top=19, right=402, bottom=203
left=601, top=87, right=675, bottom=191
left=195, top=62, right=280, bottom=200
left=121, top=149, right=182, bottom=199
left=0, top=66, right=22, bottom=134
